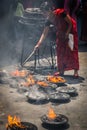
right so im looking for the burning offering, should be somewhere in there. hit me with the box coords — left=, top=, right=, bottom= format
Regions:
left=47, top=75, right=66, bottom=84
left=37, top=81, right=49, bottom=87
left=19, top=75, right=36, bottom=87
left=6, top=115, right=38, bottom=130
left=6, top=115, right=25, bottom=129
left=11, top=69, right=28, bottom=77
left=47, top=107, right=57, bottom=120
left=41, top=107, right=68, bottom=125
left=26, top=75, right=36, bottom=86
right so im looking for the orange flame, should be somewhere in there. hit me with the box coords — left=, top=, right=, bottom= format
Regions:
left=37, top=81, right=48, bottom=87
left=26, top=75, right=35, bottom=86
left=11, top=70, right=27, bottom=77
left=47, top=75, right=66, bottom=83
left=6, top=115, right=25, bottom=128
left=47, top=108, right=57, bottom=120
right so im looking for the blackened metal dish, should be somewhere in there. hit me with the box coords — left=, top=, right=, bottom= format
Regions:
left=41, top=114, right=68, bottom=125
left=56, top=87, right=77, bottom=95
left=7, top=122, right=38, bottom=130
left=46, top=76, right=66, bottom=85
left=26, top=91, right=48, bottom=103
left=38, top=82, right=57, bottom=89
left=49, top=92, right=70, bottom=103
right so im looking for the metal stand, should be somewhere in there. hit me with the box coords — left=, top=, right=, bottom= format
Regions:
left=34, top=49, right=40, bottom=70
left=33, top=41, right=56, bottom=70
left=20, top=38, right=56, bottom=70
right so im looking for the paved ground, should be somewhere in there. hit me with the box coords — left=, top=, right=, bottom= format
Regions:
left=0, top=43, right=87, bottom=130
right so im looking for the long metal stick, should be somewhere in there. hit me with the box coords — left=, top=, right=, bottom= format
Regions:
left=22, top=49, right=35, bottom=66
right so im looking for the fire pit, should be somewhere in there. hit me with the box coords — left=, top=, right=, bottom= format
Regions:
left=56, top=86, right=77, bottom=96
left=37, top=81, right=49, bottom=87
left=26, top=85, right=49, bottom=104
left=37, top=81, right=57, bottom=89
left=41, top=108, right=68, bottom=126
left=10, top=69, right=28, bottom=78
left=6, top=115, right=38, bottom=130
left=41, top=114, right=68, bottom=125
left=46, top=75, right=66, bottom=85
left=27, top=92, right=47, bottom=101
left=6, top=122, right=38, bottom=130
left=49, top=92, right=70, bottom=103
left=37, top=81, right=57, bottom=94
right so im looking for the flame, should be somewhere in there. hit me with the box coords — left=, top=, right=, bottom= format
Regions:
left=47, top=108, right=57, bottom=120
left=37, top=81, right=48, bottom=87
left=26, top=75, right=35, bottom=86
left=19, top=75, right=35, bottom=87
left=11, top=70, right=27, bottom=77
left=6, top=115, right=25, bottom=128
left=47, top=75, right=66, bottom=83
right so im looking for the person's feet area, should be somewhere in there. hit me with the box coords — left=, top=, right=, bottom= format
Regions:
left=54, top=71, right=64, bottom=76
left=54, top=70, right=79, bottom=78
left=73, top=70, right=79, bottom=78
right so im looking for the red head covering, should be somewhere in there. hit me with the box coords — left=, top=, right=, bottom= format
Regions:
left=54, top=9, right=64, bottom=15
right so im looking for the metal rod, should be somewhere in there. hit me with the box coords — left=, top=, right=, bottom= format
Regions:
left=22, top=49, right=35, bottom=66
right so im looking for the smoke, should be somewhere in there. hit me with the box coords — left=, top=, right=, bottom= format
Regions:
left=0, top=0, right=19, bottom=67
left=0, top=16, right=23, bottom=67
left=0, top=0, right=56, bottom=68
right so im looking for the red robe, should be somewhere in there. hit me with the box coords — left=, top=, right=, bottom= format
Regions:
left=53, top=9, right=79, bottom=72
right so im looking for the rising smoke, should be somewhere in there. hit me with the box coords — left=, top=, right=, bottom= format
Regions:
left=0, top=0, right=56, bottom=68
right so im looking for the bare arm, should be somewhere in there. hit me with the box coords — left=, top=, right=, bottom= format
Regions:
left=34, top=26, right=49, bottom=50
left=64, top=14, right=72, bottom=37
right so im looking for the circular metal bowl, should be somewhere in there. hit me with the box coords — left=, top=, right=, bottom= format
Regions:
left=7, top=122, right=38, bottom=130
left=38, top=82, right=57, bottom=89
left=49, top=93, right=70, bottom=103
left=41, top=114, right=68, bottom=125
left=56, top=87, right=77, bottom=95
left=46, top=76, right=66, bottom=85
left=27, top=92, right=49, bottom=104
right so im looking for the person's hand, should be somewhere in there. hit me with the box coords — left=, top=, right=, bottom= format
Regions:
left=34, top=44, right=39, bottom=52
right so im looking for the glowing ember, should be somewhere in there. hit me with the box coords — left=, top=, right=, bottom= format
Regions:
left=11, top=70, right=27, bottom=77
left=47, top=108, right=57, bottom=120
left=37, top=81, right=48, bottom=87
left=6, top=115, right=25, bottom=129
left=47, top=75, right=66, bottom=83
left=26, top=75, right=35, bottom=86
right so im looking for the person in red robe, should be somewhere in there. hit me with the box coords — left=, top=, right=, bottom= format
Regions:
left=34, top=2, right=79, bottom=77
